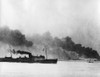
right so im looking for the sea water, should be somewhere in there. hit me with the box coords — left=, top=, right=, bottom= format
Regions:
left=0, top=61, right=100, bottom=77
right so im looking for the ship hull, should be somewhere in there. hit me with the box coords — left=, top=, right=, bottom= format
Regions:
left=38, top=59, right=58, bottom=63
left=0, top=58, right=58, bottom=64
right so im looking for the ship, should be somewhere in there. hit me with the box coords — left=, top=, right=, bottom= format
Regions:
left=0, top=46, right=58, bottom=64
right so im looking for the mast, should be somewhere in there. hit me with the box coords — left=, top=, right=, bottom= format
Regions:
left=43, top=45, right=48, bottom=59
left=45, top=46, right=48, bottom=59
left=8, top=44, right=13, bottom=57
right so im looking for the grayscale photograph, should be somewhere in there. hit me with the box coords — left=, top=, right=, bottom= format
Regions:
left=0, top=0, right=100, bottom=77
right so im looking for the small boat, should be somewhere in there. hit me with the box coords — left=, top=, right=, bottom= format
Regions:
left=88, top=59, right=94, bottom=63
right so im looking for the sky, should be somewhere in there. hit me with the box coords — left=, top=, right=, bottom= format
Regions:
left=1, top=0, right=100, bottom=53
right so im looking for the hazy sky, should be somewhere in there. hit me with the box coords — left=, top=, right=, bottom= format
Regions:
left=1, top=0, right=100, bottom=53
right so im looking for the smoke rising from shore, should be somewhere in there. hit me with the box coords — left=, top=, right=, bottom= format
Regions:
left=0, top=26, right=99, bottom=59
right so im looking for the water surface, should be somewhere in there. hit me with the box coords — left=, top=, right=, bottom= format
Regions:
left=0, top=61, right=100, bottom=77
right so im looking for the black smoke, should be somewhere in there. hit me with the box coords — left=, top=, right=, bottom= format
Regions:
left=28, top=31, right=100, bottom=59
left=60, top=36, right=100, bottom=59
left=0, top=26, right=33, bottom=47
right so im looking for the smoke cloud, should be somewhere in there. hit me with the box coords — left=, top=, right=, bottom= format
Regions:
left=0, top=26, right=33, bottom=47
left=1, top=0, right=100, bottom=54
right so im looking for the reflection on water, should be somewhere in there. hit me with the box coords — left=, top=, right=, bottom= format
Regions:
left=0, top=61, right=100, bottom=77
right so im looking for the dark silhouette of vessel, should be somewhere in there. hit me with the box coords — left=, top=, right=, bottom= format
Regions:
left=0, top=47, right=58, bottom=64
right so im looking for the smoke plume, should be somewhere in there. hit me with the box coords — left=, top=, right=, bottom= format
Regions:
left=0, top=26, right=33, bottom=47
